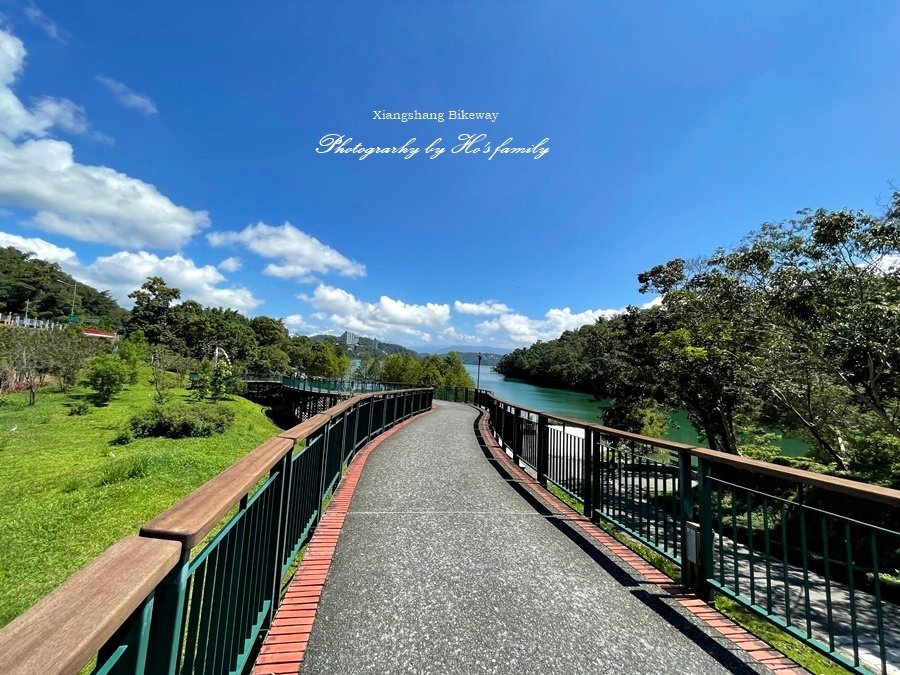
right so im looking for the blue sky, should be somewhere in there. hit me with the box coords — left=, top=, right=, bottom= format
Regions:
left=0, top=2, right=898, bottom=348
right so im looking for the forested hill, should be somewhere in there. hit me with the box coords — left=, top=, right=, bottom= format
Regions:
left=0, top=247, right=128, bottom=329
left=497, top=194, right=900, bottom=489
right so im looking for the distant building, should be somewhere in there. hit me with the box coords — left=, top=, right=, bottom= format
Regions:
left=340, top=331, right=359, bottom=346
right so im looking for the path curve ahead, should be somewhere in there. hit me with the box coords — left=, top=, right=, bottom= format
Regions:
left=301, top=401, right=769, bottom=674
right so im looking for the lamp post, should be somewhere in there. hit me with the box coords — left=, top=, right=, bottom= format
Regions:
left=476, top=353, right=483, bottom=391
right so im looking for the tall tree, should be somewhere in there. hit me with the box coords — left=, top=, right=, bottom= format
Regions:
left=126, top=277, right=181, bottom=346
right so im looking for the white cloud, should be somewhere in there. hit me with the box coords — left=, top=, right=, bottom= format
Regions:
left=0, top=28, right=208, bottom=248
left=23, top=3, right=68, bottom=45
left=218, top=256, right=242, bottom=272
left=454, top=300, right=512, bottom=315
left=0, top=230, right=76, bottom=263
left=439, top=326, right=484, bottom=345
left=476, top=306, right=622, bottom=346
left=208, top=222, right=365, bottom=282
left=641, top=296, right=663, bottom=309
left=283, top=314, right=319, bottom=334
left=73, top=251, right=262, bottom=312
left=0, top=230, right=262, bottom=313
left=301, top=283, right=449, bottom=340
left=95, top=76, right=158, bottom=115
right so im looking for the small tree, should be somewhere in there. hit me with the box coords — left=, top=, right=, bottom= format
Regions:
left=116, top=331, right=149, bottom=384
left=83, top=355, right=129, bottom=405
left=150, top=345, right=176, bottom=404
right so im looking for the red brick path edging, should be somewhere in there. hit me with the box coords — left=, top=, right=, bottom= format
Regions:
left=251, top=408, right=435, bottom=675
left=476, top=410, right=808, bottom=675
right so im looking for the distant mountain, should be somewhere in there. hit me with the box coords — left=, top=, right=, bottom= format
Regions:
left=452, top=351, right=504, bottom=366
left=411, top=344, right=510, bottom=356
left=309, top=333, right=416, bottom=357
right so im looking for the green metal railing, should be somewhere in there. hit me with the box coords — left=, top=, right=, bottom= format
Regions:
left=281, top=376, right=410, bottom=394
left=0, top=387, right=432, bottom=675
left=477, top=390, right=900, bottom=675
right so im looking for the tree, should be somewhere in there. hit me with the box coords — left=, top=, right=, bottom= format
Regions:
left=150, top=344, right=177, bottom=404
left=83, top=355, right=129, bottom=404
left=44, top=329, right=95, bottom=391
left=126, top=277, right=181, bottom=346
left=116, top=331, right=149, bottom=384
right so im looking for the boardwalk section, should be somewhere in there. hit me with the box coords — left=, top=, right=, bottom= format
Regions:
left=294, top=402, right=773, bottom=674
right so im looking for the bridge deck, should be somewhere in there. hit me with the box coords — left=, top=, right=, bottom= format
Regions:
left=262, top=401, right=792, bottom=674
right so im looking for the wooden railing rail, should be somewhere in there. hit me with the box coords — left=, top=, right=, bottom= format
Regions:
left=0, top=537, right=181, bottom=675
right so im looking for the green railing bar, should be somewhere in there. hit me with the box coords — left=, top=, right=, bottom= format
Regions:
left=870, top=532, right=887, bottom=674
left=821, top=516, right=835, bottom=649
left=844, top=521, right=859, bottom=667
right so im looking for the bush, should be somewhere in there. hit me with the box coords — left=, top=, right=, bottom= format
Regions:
left=83, top=355, right=129, bottom=404
left=68, top=400, right=90, bottom=416
left=111, top=428, right=134, bottom=445
left=129, top=403, right=235, bottom=439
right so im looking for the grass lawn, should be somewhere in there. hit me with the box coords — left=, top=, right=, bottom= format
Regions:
left=0, top=374, right=281, bottom=627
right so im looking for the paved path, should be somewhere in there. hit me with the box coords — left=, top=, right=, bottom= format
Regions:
left=301, top=402, right=768, bottom=674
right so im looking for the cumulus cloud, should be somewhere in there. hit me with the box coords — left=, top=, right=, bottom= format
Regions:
left=0, top=28, right=209, bottom=248
left=439, top=326, right=484, bottom=345
left=208, top=222, right=365, bottom=282
left=218, top=256, right=242, bottom=272
left=301, top=283, right=449, bottom=340
left=0, top=230, right=76, bottom=263
left=0, top=231, right=262, bottom=312
left=454, top=300, right=512, bottom=316
left=95, top=76, right=158, bottom=115
left=283, top=314, right=319, bottom=334
left=23, top=3, right=68, bottom=45
left=74, top=251, right=262, bottom=312
left=476, top=306, right=622, bottom=345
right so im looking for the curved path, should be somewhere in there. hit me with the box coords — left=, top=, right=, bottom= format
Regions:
left=286, top=401, right=782, bottom=674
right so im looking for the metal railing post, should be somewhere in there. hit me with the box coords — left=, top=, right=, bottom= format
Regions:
left=537, top=414, right=549, bottom=487
left=590, top=434, right=602, bottom=524
left=512, top=408, right=521, bottom=466
left=266, top=453, right=292, bottom=615
left=583, top=427, right=594, bottom=519
left=143, top=550, right=190, bottom=674
left=697, top=457, right=713, bottom=600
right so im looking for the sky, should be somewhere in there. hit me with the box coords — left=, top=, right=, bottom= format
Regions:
left=0, top=2, right=898, bottom=349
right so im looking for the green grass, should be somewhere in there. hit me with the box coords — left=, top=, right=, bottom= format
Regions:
left=0, top=372, right=281, bottom=627
left=543, top=484, right=849, bottom=673
left=712, top=594, right=849, bottom=674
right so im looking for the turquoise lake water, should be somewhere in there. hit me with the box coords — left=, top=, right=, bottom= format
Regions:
left=465, top=364, right=807, bottom=457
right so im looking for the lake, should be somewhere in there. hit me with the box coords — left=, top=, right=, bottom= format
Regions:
left=465, top=364, right=807, bottom=457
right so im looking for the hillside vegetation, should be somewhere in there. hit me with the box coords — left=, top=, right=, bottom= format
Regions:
left=498, top=194, right=900, bottom=488
left=0, top=370, right=281, bottom=627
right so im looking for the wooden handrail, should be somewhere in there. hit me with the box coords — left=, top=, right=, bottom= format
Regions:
left=482, top=391, right=900, bottom=508
left=142, top=388, right=430, bottom=549
left=0, top=537, right=180, bottom=675
left=141, top=436, right=294, bottom=549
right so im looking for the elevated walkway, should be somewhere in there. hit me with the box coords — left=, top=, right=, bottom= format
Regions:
left=258, top=402, right=794, bottom=674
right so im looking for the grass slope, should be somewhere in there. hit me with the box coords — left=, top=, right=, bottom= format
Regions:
left=0, top=375, right=281, bottom=627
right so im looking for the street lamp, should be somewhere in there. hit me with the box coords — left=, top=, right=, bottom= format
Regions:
left=476, top=353, right=483, bottom=390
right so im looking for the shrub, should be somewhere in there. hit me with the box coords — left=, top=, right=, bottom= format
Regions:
left=111, top=428, right=134, bottom=445
left=129, top=403, right=235, bottom=439
left=83, top=355, right=129, bottom=404
left=68, top=400, right=90, bottom=416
